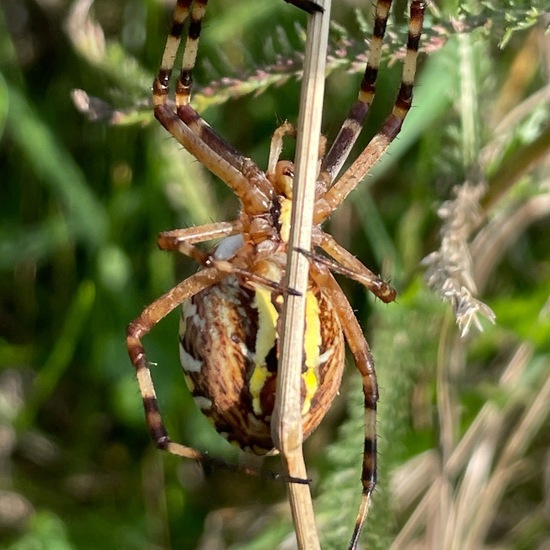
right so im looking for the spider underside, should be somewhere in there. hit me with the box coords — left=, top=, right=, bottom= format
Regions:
left=126, top=1, right=425, bottom=548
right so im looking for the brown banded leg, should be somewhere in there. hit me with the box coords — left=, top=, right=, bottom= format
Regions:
left=309, top=266, right=379, bottom=550
left=157, top=221, right=242, bottom=262
left=161, top=0, right=273, bottom=198
left=163, top=0, right=253, bottom=171
left=154, top=0, right=205, bottom=116
left=312, top=228, right=397, bottom=303
left=315, top=0, right=425, bottom=223
left=156, top=0, right=192, bottom=91
left=175, top=104, right=275, bottom=201
left=154, top=100, right=272, bottom=214
left=153, top=3, right=274, bottom=213
left=127, top=267, right=226, bottom=460
left=321, top=0, right=393, bottom=183
left=158, top=223, right=298, bottom=295
left=155, top=0, right=208, bottom=108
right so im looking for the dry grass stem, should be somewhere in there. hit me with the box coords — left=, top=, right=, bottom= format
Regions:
left=272, top=1, right=331, bottom=548
left=472, top=192, right=550, bottom=289
left=390, top=333, right=550, bottom=549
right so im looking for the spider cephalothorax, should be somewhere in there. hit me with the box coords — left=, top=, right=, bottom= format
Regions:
left=127, top=1, right=424, bottom=547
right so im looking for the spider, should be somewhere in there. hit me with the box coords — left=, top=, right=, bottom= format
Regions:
left=126, top=0, right=424, bottom=547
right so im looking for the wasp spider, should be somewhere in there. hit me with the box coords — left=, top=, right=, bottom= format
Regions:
left=127, top=0, right=424, bottom=547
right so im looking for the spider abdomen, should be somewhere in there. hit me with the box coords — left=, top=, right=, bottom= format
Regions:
left=179, top=275, right=345, bottom=455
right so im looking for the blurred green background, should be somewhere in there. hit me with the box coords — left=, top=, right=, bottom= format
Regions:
left=1, top=1, right=549, bottom=548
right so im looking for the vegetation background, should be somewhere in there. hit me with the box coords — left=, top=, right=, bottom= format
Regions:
left=1, top=0, right=549, bottom=548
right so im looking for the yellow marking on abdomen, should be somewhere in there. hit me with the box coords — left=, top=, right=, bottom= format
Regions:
left=249, top=364, right=269, bottom=415
left=301, top=290, right=321, bottom=415
left=249, top=287, right=279, bottom=415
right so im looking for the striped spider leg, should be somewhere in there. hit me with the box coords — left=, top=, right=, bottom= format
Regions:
left=126, top=1, right=424, bottom=548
